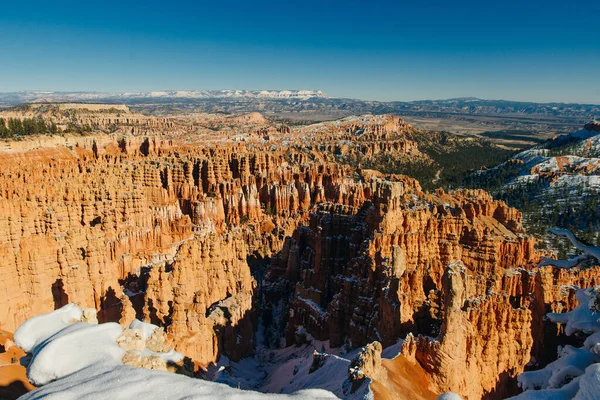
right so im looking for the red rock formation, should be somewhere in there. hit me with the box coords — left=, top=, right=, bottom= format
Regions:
left=412, top=263, right=533, bottom=399
left=265, top=181, right=537, bottom=350
left=0, top=114, right=420, bottom=365
left=144, top=233, right=256, bottom=365
left=1, top=111, right=598, bottom=399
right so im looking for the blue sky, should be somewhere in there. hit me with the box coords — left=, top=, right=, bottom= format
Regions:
left=0, top=0, right=598, bottom=103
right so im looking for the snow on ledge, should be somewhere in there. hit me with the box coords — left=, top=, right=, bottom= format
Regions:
left=16, top=304, right=338, bottom=400
left=509, top=289, right=600, bottom=399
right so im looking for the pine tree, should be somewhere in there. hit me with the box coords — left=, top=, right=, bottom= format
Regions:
left=50, top=121, right=58, bottom=135
left=35, top=117, right=48, bottom=135
left=8, top=118, right=23, bottom=136
left=22, top=118, right=35, bottom=135
left=0, top=118, right=8, bottom=138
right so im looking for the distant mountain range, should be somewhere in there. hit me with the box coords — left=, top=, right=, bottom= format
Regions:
left=1, top=91, right=598, bottom=133
left=0, top=91, right=597, bottom=113
left=392, top=97, right=600, bottom=117
left=0, top=89, right=328, bottom=104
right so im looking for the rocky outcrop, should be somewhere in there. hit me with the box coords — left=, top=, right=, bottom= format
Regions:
left=0, top=330, right=35, bottom=399
left=265, top=182, right=536, bottom=349
left=348, top=341, right=387, bottom=390
left=411, top=263, right=533, bottom=399
left=0, top=114, right=421, bottom=367
left=0, top=146, right=194, bottom=331
left=262, top=173, right=600, bottom=398
left=144, top=234, right=256, bottom=364
left=1, top=111, right=598, bottom=399
left=584, top=120, right=600, bottom=132
left=402, top=259, right=600, bottom=399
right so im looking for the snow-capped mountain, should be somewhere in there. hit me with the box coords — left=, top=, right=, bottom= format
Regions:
left=0, top=89, right=328, bottom=103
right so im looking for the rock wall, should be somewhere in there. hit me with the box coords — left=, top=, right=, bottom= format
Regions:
left=144, top=233, right=256, bottom=364
left=263, top=176, right=599, bottom=398
left=1, top=112, right=598, bottom=398
left=265, top=183, right=537, bottom=346
left=0, top=114, right=421, bottom=366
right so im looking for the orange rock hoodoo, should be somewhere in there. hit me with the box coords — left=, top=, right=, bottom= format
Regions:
left=0, top=112, right=597, bottom=398
left=0, top=115, right=421, bottom=366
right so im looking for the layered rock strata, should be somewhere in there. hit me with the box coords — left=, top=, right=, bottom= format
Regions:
left=0, top=112, right=597, bottom=399
left=0, top=114, right=421, bottom=367
left=264, top=179, right=600, bottom=398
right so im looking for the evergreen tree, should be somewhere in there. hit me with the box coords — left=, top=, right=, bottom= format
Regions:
left=8, top=118, right=23, bottom=136
left=22, top=118, right=36, bottom=135
left=0, top=118, right=9, bottom=138
left=35, top=117, right=48, bottom=135
left=50, top=121, right=58, bottom=135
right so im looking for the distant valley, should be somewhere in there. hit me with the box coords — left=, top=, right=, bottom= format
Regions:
left=1, top=91, right=597, bottom=149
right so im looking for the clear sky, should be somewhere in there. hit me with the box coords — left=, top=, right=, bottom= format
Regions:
left=1, top=0, right=598, bottom=103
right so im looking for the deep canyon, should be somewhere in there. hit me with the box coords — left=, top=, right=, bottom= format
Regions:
left=0, top=106, right=598, bottom=399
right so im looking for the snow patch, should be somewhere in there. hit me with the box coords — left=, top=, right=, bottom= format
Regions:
left=510, top=288, right=600, bottom=399
left=381, top=339, right=405, bottom=360
left=14, top=303, right=84, bottom=353
left=17, top=304, right=338, bottom=399
left=438, top=393, right=463, bottom=400
left=129, top=319, right=159, bottom=340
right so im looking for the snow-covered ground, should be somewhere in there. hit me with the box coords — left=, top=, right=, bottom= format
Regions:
left=509, top=233, right=600, bottom=399
left=538, top=229, right=600, bottom=269
left=488, top=125, right=600, bottom=193
left=477, top=124, right=600, bottom=255
left=205, top=321, right=374, bottom=399
left=14, top=306, right=338, bottom=400
left=508, top=288, right=600, bottom=399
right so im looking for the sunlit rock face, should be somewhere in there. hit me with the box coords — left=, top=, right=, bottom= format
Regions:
left=0, top=113, right=421, bottom=365
left=1, top=110, right=599, bottom=399
left=263, top=180, right=547, bottom=398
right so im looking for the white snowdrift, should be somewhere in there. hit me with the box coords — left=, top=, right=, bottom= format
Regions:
left=437, top=393, right=463, bottom=400
left=547, top=289, right=600, bottom=336
left=16, top=304, right=338, bottom=399
left=254, top=336, right=372, bottom=400
left=261, top=348, right=368, bottom=399
left=381, top=338, right=404, bottom=360
left=14, top=303, right=83, bottom=352
left=211, top=325, right=373, bottom=400
left=129, top=318, right=159, bottom=340
left=26, top=322, right=125, bottom=386
left=20, top=364, right=339, bottom=400
left=510, top=288, right=600, bottom=399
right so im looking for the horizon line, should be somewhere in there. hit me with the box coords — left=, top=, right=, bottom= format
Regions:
left=1, top=89, right=599, bottom=107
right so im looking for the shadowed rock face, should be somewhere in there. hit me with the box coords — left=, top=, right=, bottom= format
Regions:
left=0, top=112, right=598, bottom=398
left=261, top=182, right=540, bottom=398
left=264, top=183, right=600, bottom=398
left=584, top=120, right=600, bottom=132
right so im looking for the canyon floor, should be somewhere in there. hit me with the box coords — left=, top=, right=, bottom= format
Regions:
left=0, top=104, right=599, bottom=399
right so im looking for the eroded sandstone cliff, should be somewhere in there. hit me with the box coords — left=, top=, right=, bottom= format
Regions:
left=0, top=113, right=421, bottom=366
left=0, top=110, right=597, bottom=399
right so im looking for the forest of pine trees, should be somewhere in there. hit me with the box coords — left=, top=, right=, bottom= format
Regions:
left=465, top=161, right=600, bottom=257
left=0, top=117, right=59, bottom=138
